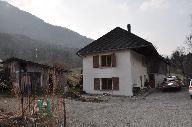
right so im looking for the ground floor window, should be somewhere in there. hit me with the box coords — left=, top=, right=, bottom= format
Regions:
left=102, top=78, right=112, bottom=90
left=94, top=77, right=119, bottom=91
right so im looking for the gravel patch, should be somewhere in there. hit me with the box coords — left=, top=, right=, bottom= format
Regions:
left=1, top=89, right=192, bottom=127
left=66, top=89, right=192, bottom=127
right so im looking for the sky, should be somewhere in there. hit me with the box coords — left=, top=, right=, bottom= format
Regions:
left=3, top=0, right=192, bottom=56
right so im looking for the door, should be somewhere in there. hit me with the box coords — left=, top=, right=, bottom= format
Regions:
left=140, top=76, right=143, bottom=87
left=149, top=74, right=155, bottom=88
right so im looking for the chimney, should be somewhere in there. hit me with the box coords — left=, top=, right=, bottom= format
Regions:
left=127, top=24, right=131, bottom=33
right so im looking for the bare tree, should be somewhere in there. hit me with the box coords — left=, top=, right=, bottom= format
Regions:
left=186, top=15, right=192, bottom=51
left=170, top=47, right=186, bottom=75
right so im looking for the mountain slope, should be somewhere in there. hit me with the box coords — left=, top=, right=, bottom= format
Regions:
left=0, top=1, right=93, bottom=48
left=0, top=33, right=82, bottom=68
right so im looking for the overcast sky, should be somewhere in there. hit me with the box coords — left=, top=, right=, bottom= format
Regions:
left=3, top=0, right=192, bottom=55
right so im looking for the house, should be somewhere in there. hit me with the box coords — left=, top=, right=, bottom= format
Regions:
left=77, top=25, right=169, bottom=96
left=2, top=57, right=67, bottom=94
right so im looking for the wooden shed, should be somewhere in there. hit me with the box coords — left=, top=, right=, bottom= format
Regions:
left=2, top=57, right=67, bottom=94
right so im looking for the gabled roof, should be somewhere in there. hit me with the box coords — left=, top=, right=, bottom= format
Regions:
left=77, top=27, right=158, bottom=56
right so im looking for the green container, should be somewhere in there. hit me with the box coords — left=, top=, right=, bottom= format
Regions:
left=47, top=99, right=52, bottom=117
left=37, top=99, right=43, bottom=112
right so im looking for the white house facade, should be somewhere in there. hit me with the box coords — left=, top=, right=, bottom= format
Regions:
left=77, top=25, right=169, bottom=96
left=130, top=50, right=148, bottom=88
left=82, top=50, right=148, bottom=96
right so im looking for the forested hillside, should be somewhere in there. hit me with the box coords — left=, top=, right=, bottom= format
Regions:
left=0, top=33, right=82, bottom=68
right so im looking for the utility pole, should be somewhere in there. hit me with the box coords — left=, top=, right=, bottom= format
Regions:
left=35, top=48, right=38, bottom=62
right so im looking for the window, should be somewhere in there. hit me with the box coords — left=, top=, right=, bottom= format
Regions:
left=93, top=54, right=116, bottom=68
left=102, top=78, right=112, bottom=90
left=101, top=55, right=112, bottom=67
left=94, top=77, right=119, bottom=91
left=101, top=54, right=116, bottom=67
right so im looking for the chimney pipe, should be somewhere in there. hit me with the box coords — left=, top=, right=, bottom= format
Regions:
left=127, top=24, right=131, bottom=33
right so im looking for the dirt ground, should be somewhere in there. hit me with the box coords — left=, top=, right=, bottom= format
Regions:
left=1, top=89, right=192, bottom=127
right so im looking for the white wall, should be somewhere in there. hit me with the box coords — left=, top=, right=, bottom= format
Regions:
left=83, top=50, right=133, bottom=96
left=130, top=51, right=148, bottom=88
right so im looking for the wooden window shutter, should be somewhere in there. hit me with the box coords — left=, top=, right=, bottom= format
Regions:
left=94, top=78, right=100, bottom=90
left=112, top=77, right=119, bottom=90
left=111, top=53, right=116, bottom=67
left=93, top=55, right=99, bottom=68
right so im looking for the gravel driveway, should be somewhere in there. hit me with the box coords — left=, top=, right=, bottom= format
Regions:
left=66, top=89, right=192, bottom=127
left=0, top=89, right=192, bottom=127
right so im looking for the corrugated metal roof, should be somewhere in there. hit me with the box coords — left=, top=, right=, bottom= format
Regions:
left=2, top=57, right=68, bottom=71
